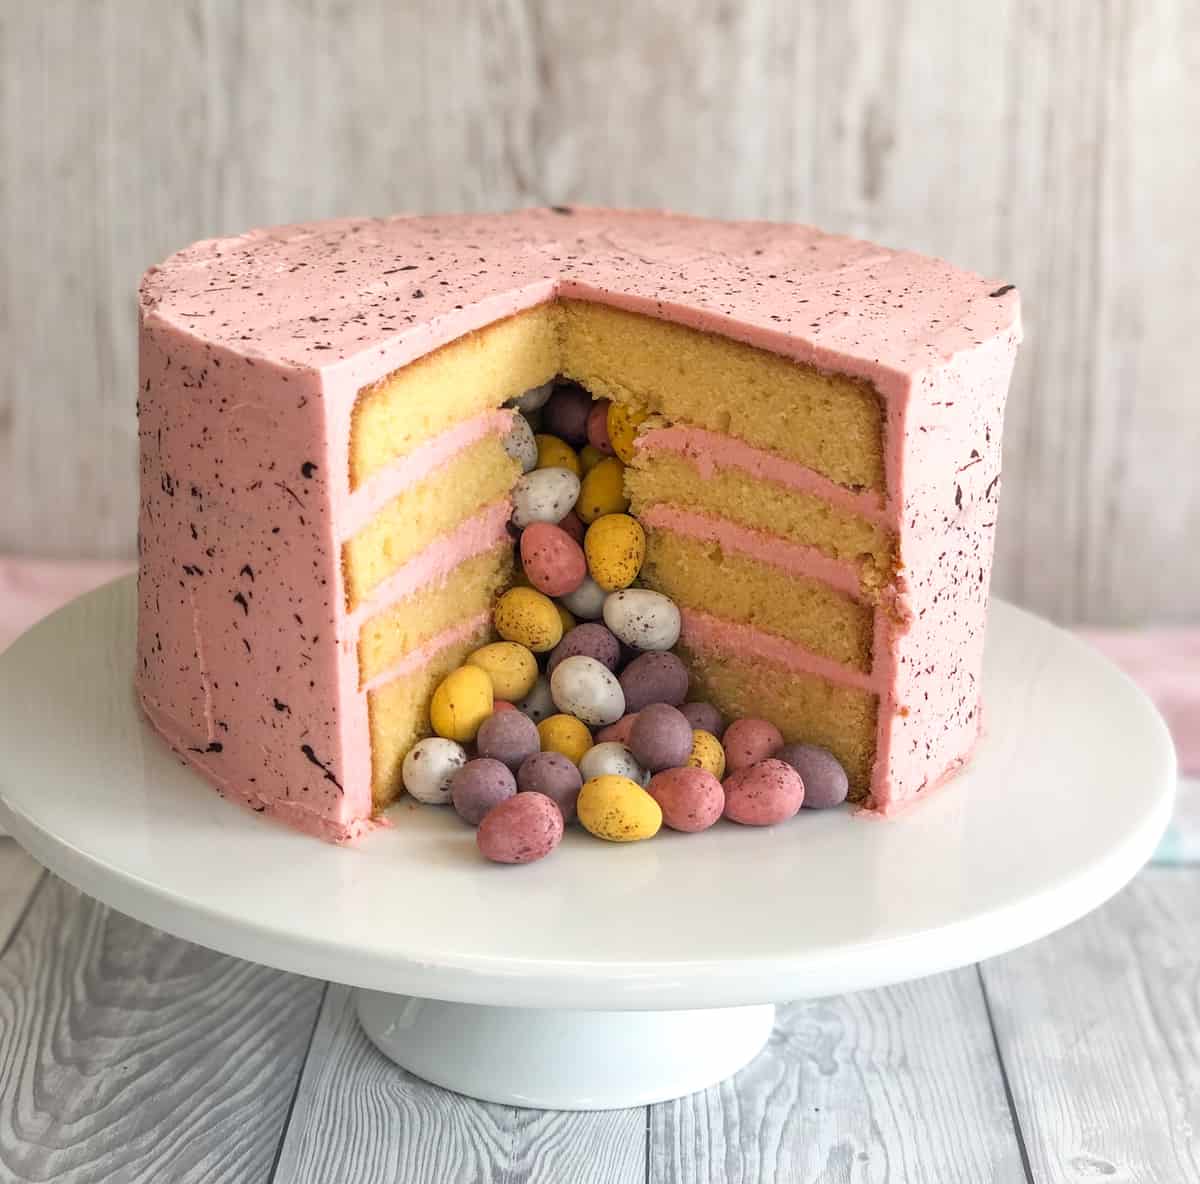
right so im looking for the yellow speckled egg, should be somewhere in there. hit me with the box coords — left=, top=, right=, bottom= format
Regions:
left=430, top=665, right=494, bottom=742
left=584, top=513, right=646, bottom=591
left=578, top=774, right=663, bottom=842
left=466, top=642, right=538, bottom=702
left=579, top=444, right=605, bottom=474
left=577, top=457, right=629, bottom=524
left=534, top=433, right=581, bottom=476
left=606, top=403, right=648, bottom=464
left=687, top=729, right=727, bottom=779
left=494, top=587, right=564, bottom=653
left=537, top=713, right=594, bottom=764
left=555, top=602, right=576, bottom=634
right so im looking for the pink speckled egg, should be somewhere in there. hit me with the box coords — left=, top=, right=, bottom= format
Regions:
left=520, top=522, right=587, bottom=598
left=647, top=767, right=725, bottom=833
left=586, top=399, right=615, bottom=454
left=722, top=759, right=804, bottom=826
left=722, top=718, right=784, bottom=773
left=594, top=712, right=639, bottom=745
left=477, top=792, right=564, bottom=864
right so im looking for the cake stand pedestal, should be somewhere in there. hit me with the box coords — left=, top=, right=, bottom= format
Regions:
left=0, top=581, right=1176, bottom=1110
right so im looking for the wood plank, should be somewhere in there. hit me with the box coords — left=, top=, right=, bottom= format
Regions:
left=0, top=840, right=43, bottom=950
left=981, top=867, right=1200, bottom=1183
left=650, top=969, right=1026, bottom=1184
left=272, top=984, right=646, bottom=1184
left=0, top=876, right=325, bottom=1184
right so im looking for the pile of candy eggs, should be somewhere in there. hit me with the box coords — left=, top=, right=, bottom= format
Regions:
left=402, top=383, right=850, bottom=864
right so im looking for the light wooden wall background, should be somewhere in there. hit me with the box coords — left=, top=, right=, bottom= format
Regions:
left=2, top=0, right=1197, bottom=626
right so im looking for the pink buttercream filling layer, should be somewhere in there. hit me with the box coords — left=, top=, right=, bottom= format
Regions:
left=340, top=409, right=513, bottom=541
left=344, top=499, right=512, bottom=640
left=679, top=608, right=881, bottom=695
left=360, top=611, right=492, bottom=696
left=637, top=425, right=890, bottom=525
left=638, top=505, right=863, bottom=600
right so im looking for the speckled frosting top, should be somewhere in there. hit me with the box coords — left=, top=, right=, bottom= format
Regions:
left=141, top=207, right=1019, bottom=387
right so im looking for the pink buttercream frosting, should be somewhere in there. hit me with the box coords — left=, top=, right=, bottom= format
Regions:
left=136, top=208, right=1020, bottom=839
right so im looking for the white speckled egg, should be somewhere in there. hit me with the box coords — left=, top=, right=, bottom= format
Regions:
left=503, top=412, right=538, bottom=473
left=559, top=574, right=607, bottom=620
left=580, top=741, right=649, bottom=786
left=603, top=589, right=682, bottom=652
left=509, top=380, right=555, bottom=414
left=402, top=737, right=469, bottom=805
left=549, top=655, right=626, bottom=727
left=511, top=467, right=581, bottom=529
left=514, top=674, right=556, bottom=723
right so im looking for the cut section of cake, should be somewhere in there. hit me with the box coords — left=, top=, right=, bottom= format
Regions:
left=136, top=209, right=1020, bottom=840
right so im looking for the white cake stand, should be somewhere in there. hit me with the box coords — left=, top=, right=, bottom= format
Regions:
left=0, top=580, right=1175, bottom=1110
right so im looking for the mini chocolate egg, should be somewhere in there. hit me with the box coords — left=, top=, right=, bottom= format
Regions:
left=560, top=574, right=607, bottom=620
left=584, top=514, right=646, bottom=591
left=493, top=587, right=564, bottom=652
left=577, top=457, right=630, bottom=524
left=628, top=703, right=693, bottom=772
left=577, top=774, right=662, bottom=842
left=606, top=401, right=648, bottom=464
left=509, top=380, right=554, bottom=413
left=580, top=741, right=648, bottom=786
left=549, top=655, right=626, bottom=727
left=476, top=710, right=541, bottom=772
left=402, top=737, right=468, bottom=805
left=517, top=750, right=584, bottom=821
left=603, top=588, right=681, bottom=651
left=557, top=510, right=586, bottom=544
left=542, top=383, right=592, bottom=445
left=534, top=433, right=581, bottom=476
left=514, top=674, right=555, bottom=723
left=430, top=665, right=494, bottom=743
left=477, top=792, right=564, bottom=864
left=723, top=758, right=804, bottom=826
left=648, top=767, right=725, bottom=832
left=466, top=641, right=538, bottom=701
left=450, top=757, right=517, bottom=825
left=594, top=712, right=639, bottom=745
left=548, top=622, right=622, bottom=674
left=503, top=411, right=538, bottom=473
left=579, top=444, right=605, bottom=473
left=723, top=718, right=785, bottom=772
left=687, top=729, right=726, bottom=779
left=554, top=602, right=576, bottom=634
left=777, top=743, right=849, bottom=810
left=586, top=398, right=615, bottom=454
left=511, top=467, right=581, bottom=529
left=537, top=713, right=594, bottom=765
left=520, top=522, right=587, bottom=597
left=680, top=701, right=726, bottom=737
left=619, top=651, right=688, bottom=714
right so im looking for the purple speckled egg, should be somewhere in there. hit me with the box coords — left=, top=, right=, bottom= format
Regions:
left=516, top=751, right=583, bottom=822
left=776, top=743, right=849, bottom=810
left=723, top=718, right=784, bottom=773
left=477, top=792, right=564, bottom=864
left=450, top=758, right=517, bottom=826
left=723, top=759, right=804, bottom=826
left=647, top=767, right=725, bottom=833
left=558, top=510, right=586, bottom=545
left=679, top=701, right=725, bottom=737
left=594, top=712, right=638, bottom=746
left=628, top=703, right=693, bottom=773
left=476, top=711, right=541, bottom=772
left=619, top=651, right=688, bottom=714
left=586, top=399, right=615, bottom=454
left=548, top=623, right=622, bottom=674
left=542, top=383, right=592, bottom=446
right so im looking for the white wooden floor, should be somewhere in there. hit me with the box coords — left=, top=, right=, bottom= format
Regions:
left=0, top=839, right=1195, bottom=1184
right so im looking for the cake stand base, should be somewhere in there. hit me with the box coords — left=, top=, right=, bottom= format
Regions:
left=356, top=991, right=776, bottom=1109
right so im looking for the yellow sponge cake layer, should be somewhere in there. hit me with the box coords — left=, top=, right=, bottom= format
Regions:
left=679, top=641, right=877, bottom=798
left=368, top=620, right=494, bottom=807
left=626, top=451, right=895, bottom=591
left=642, top=529, right=874, bottom=673
left=560, top=300, right=884, bottom=491
left=351, top=305, right=559, bottom=488
left=343, top=437, right=518, bottom=609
